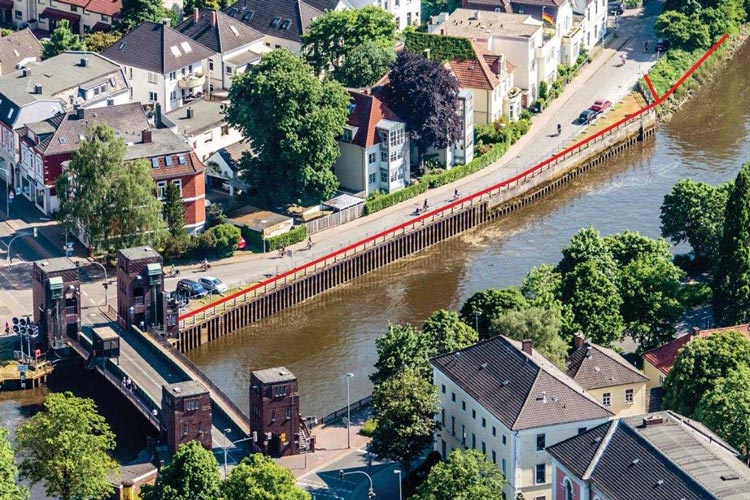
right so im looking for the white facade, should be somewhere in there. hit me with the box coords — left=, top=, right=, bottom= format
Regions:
left=578, top=0, right=607, bottom=51
left=123, top=59, right=212, bottom=113
left=348, top=0, right=421, bottom=31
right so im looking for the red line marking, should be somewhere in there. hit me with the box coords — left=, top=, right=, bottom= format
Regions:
left=179, top=34, right=730, bottom=322
left=642, top=74, right=659, bottom=102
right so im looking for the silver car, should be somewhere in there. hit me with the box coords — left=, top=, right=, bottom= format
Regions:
left=198, top=276, right=227, bottom=294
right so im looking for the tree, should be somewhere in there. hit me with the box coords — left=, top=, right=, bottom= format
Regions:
left=42, top=20, right=85, bottom=59
left=84, top=31, right=122, bottom=52
left=521, top=264, right=562, bottom=308
left=655, top=11, right=710, bottom=51
left=370, top=323, right=431, bottom=386
left=0, top=428, right=27, bottom=500
left=332, top=40, right=395, bottom=88
left=223, top=454, right=310, bottom=500
left=370, top=368, right=439, bottom=466
left=118, top=0, right=171, bottom=30
left=422, top=309, right=478, bottom=355
left=185, top=0, right=220, bottom=11
left=16, top=392, right=117, bottom=500
left=663, top=331, right=750, bottom=417
left=660, top=178, right=729, bottom=266
left=556, top=227, right=616, bottom=280
left=459, top=288, right=527, bottom=339
left=204, top=223, right=241, bottom=258
left=55, top=123, right=166, bottom=254
left=225, top=49, right=349, bottom=206
left=381, top=52, right=463, bottom=165
left=302, top=7, right=397, bottom=74
left=604, top=230, right=672, bottom=267
left=142, top=441, right=221, bottom=500
left=564, top=260, right=624, bottom=346
left=490, top=306, right=568, bottom=369
left=694, top=365, right=750, bottom=452
left=412, top=449, right=505, bottom=500
left=163, top=182, right=186, bottom=237
left=713, top=162, right=750, bottom=326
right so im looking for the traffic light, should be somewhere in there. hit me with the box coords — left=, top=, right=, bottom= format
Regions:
left=368, top=488, right=376, bottom=499
left=339, top=470, right=344, bottom=481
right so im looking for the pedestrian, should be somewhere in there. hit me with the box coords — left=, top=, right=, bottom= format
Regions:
left=423, top=199, right=429, bottom=211
left=122, top=376, right=127, bottom=387
left=4, top=321, right=9, bottom=335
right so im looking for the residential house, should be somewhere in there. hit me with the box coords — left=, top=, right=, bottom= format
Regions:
left=0, top=29, right=43, bottom=77
left=205, top=140, right=250, bottom=194
left=346, top=0, right=420, bottom=31
left=432, top=337, right=613, bottom=500
left=547, top=411, right=750, bottom=500
left=334, top=89, right=409, bottom=196
left=427, top=88, right=474, bottom=167
left=176, top=8, right=266, bottom=91
left=16, top=103, right=205, bottom=231
left=223, top=0, right=347, bottom=54
left=17, top=0, right=121, bottom=34
left=0, top=51, right=129, bottom=193
left=164, top=96, right=242, bottom=161
left=566, top=335, right=648, bottom=418
left=461, top=0, right=575, bottom=41
left=101, top=21, right=217, bottom=113
left=572, top=0, right=606, bottom=52
left=642, top=324, right=750, bottom=389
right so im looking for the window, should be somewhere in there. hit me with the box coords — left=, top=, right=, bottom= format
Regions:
left=341, top=128, right=353, bottom=142
left=501, top=458, right=506, bottom=476
left=502, top=435, right=506, bottom=445
left=441, top=408, right=445, bottom=425
left=461, top=424, right=466, bottom=444
left=183, top=423, right=189, bottom=435
left=625, top=388, right=634, bottom=404
left=491, top=450, right=496, bottom=464
left=285, top=407, right=291, bottom=420
left=70, top=4, right=77, bottom=11
left=472, top=409, right=476, bottom=420
left=380, top=171, right=388, bottom=183
left=271, top=410, right=276, bottom=421
left=441, top=384, right=446, bottom=394
left=14, top=10, right=21, bottom=19
left=563, top=478, right=573, bottom=500
left=602, top=392, right=611, bottom=406
left=451, top=392, right=456, bottom=402
left=368, top=173, right=376, bottom=184
left=481, top=417, right=486, bottom=428
left=381, top=151, right=387, bottom=162
left=178, top=154, right=186, bottom=165
left=148, top=91, right=158, bottom=102
left=481, top=441, right=486, bottom=454
left=209, top=59, right=214, bottom=71
left=471, top=433, right=476, bottom=449
left=151, top=157, right=160, bottom=169
left=536, top=433, right=545, bottom=451
left=101, top=14, right=109, bottom=21
left=169, top=72, right=176, bottom=81
left=226, top=66, right=233, bottom=75
left=461, top=401, right=466, bottom=411
left=147, top=72, right=157, bottom=84
left=451, top=415, right=455, bottom=435
left=165, top=155, right=173, bottom=167
left=185, top=398, right=199, bottom=411
left=204, top=130, right=213, bottom=143
left=578, top=427, right=587, bottom=435
left=368, top=152, right=376, bottom=164
left=535, top=463, right=546, bottom=484
left=156, top=181, right=167, bottom=199
left=170, top=90, right=178, bottom=101
left=492, top=427, right=496, bottom=436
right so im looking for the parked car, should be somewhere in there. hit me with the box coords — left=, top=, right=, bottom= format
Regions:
left=578, top=109, right=597, bottom=124
left=608, top=2, right=623, bottom=15
left=590, top=98, right=612, bottom=114
left=176, top=279, right=208, bottom=298
left=198, top=276, right=228, bottom=294
left=655, top=39, right=670, bottom=52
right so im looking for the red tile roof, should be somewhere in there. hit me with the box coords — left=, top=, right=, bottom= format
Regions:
left=85, top=0, right=121, bottom=17
left=345, top=90, right=400, bottom=148
left=446, top=41, right=499, bottom=91
left=642, top=324, right=750, bottom=375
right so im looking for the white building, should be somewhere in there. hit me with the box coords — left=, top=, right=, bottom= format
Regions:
left=573, top=0, right=607, bottom=52
left=346, top=0, right=420, bottom=31
left=14, top=0, right=120, bottom=34
left=432, top=337, right=613, bottom=500
left=101, top=21, right=217, bottom=113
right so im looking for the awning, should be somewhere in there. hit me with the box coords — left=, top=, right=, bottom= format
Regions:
left=40, top=8, right=81, bottom=23
left=91, top=21, right=111, bottom=32
left=146, top=263, right=162, bottom=276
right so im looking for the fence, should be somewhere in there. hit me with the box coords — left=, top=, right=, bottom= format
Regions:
left=303, top=203, right=365, bottom=235
left=318, top=395, right=373, bottom=427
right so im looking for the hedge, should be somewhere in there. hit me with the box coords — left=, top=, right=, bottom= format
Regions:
left=421, top=142, right=509, bottom=188
left=404, top=31, right=476, bottom=61
left=265, top=225, right=307, bottom=251
left=364, top=181, right=429, bottom=215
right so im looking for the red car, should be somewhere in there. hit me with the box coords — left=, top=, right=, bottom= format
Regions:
left=590, top=98, right=612, bottom=114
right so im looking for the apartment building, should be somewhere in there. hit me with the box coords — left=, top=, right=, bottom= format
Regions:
left=15, top=0, right=120, bottom=34
left=346, top=0, right=420, bottom=30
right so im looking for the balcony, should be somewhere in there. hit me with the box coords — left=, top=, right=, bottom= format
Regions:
left=178, top=72, right=205, bottom=90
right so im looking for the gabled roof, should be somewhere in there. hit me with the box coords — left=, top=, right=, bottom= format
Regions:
left=642, top=325, right=750, bottom=376
left=124, top=128, right=204, bottom=180
left=431, top=336, right=612, bottom=431
left=0, top=29, right=43, bottom=76
left=176, top=9, right=264, bottom=54
left=223, top=0, right=341, bottom=44
left=446, top=41, right=500, bottom=91
left=344, top=90, right=401, bottom=148
left=101, top=22, right=216, bottom=75
left=567, top=341, right=648, bottom=390
left=548, top=412, right=750, bottom=500
left=83, top=0, right=121, bottom=16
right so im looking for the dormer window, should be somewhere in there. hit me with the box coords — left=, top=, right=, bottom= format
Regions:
left=341, top=127, right=354, bottom=143
left=151, top=157, right=159, bottom=168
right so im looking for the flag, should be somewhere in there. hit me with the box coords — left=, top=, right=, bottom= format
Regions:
left=542, top=9, right=555, bottom=25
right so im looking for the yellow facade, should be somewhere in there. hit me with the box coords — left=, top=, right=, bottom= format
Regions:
left=587, top=382, right=647, bottom=418
left=643, top=359, right=667, bottom=389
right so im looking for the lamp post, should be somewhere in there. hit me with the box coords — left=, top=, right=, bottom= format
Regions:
left=473, top=311, right=480, bottom=332
left=6, top=228, right=37, bottom=266
left=339, top=469, right=376, bottom=499
left=394, top=469, right=403, bottom=500
left=222, top=428, right=232, bottom=477
left=89, top=260, right=109, bottom=306
left=346, top=372, right=354, bottom=449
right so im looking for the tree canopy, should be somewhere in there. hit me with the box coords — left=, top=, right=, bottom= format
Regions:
left=694, top=365, right=750, bottom=451
left=421, top=309, right=478, bottom=356
left=381, top=52, right=463, bottom=164
left=370, top=323, right=431, bottom=386
left=118, top=0, right=172, bottom=30
left=84, top=31, right=122, bottom=52
left=459, top=288, right=527, bottom=339
left=163, top=181, right=186, bottom=237
left=332, top=40, right=395, bottom=88
left=412, top=449, right=506, bottom=500
left=663, top=331, right=750, bottom=417
left=490, top=306, right=567, bottom=368
left=16, top=392, right=117, bottom=500
left=225, top=49, right=350, bottom=206
left=0, top=428, right=27, bottom=500
left=222, top=454, right=310, bottom=500
left=142, top=441, right=221, bottom=500
left=42, top=20, right=85, bottom=59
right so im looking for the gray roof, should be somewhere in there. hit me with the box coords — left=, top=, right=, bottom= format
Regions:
left=228, top=206, right=291, bottom=233
left=567, top=342, right=648, bottom=390
left=215, top=140, right=251, bottom=172
left=124, top=128, right=191, bottom=160
left=101, top=22, right=216, bottom=75
left=165, top=380, right=208, bottom=397
left=323, top=193, right=364, bottom=211
left=432, top=337, right=612, bottom=431
left=0, top=29, right=44, bottom=76
left=176, top=9, right=263, bottom=54
left=165, top=97, right=225, bottom=136
left=223, top=0, right=341, bottom=43
left=548, top=412, right=750, bottom=500
left=439, top=9, right=541, bottom=39
left=33, top=257, right=78, bottom=274
left=252, top=367, right=296, bottom=384
left=117, top=246, right=162, bottom=261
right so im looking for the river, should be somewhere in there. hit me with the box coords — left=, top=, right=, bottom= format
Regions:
left=2, top=41, right=749, bottom=450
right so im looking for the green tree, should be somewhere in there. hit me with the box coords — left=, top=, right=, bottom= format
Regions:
left=459, top=288, right=527, bottom=339
left=84, top=30, right=122, bottom=52
left=713, top=162, right=750, bottom=326
left=565, top=260, right=624, bottom=346
left=556, top=227, right=617, bottom=280
left=695, top=365, right=750, bottom=452
left=163, top=181, right=186, bottom=237
left=370, top=368, right=439, bottom=466
left=332, top=40, right=395, bottom=88
left=302, top=6, right=397, bottom=74
left=663, top=331, right=750, bottom=417
left=42, top=20, right=85, bottom=59
left=421, top=309, right=478, bottom=355
left=203, top=223, right=241, bottom=258
left=16, top=392, right=117, bottom=500
left=118, top=0, right=171, bottom=30
left=655, top=11, right=710, bottom=51
left=184, top=0, right=220, bottom=11
left=604, top=230, right=672, bottom=267
left=660, top=178, right=729, bottom=266
left=0, top=428, right=27, bottom=500
left=225, top=49, right=349, bottom=206
left=521, top=264, right=562, bottom=308
left=490, top=306, right=568, bottom=368
left=421, top=0, right=460, bottom=21
left=142, top=441, right=221, bottom=500
left=370, top=323, right=431, bottom=386
left=222, top=454, right=310, bottom=500
left=413, top=449, right=505, bottom=500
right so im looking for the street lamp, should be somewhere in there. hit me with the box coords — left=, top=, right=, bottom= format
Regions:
left=473, top=311, right=481, bottom=332
left=339, top=469, right=375, bottom=499
left=346, top=372, right=354, bottom=449
left=222, top=428, right=232, bottom=477
left=394, top=469, right=403, bottom=500
left=6, top=227, right=37, bottom=266
left=90, top=260, right=109, bottom=307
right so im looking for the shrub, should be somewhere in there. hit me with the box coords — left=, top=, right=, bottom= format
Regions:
left=205, top=223, right=241, bottom=258
left=359, top=418, right=377, bottom=437
left=161, top=233, right=191, bottom=261
left=538, top=80, right=549, bottom=100
left=265, top=225, right=307, bottom=251
left=422, top=142, right=508, bottom=188
left=520, top=109, right=532, bottom=121
left=679, top=282, right=713, bottom=309
left=515, top=118, right=531, bottom=136
left=205, top=203, right=226, bottom=229
left=364, top=181, right=429, bottom=214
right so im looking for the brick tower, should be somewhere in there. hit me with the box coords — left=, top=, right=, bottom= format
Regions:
left=249, top=367, right=305, bottom=457
left=116, top=247, right=163, bottom=330
left=31, top=257, right=81, bottom=350
left=161, top=381, right=212, bottom=455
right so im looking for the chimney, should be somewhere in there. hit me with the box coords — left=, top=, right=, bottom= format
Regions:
left=574, top=333, right=585, bottom=349
left=691, top=326, right=701, bottom=337
left=22, top=67, right=31, bottom=77
left=162, top=18, right=170, bottom=26
left=363, top=88, right=370, bottom=95
left=475, top=10, right=481, bottom=20
left=76, top=107, right=84, bottom=120
left=211, top=10, right=217, bottom=27
left=80, top=57, right=88, bottom=67
left=186, top=107, right=194, bottom=119
left=193, top=7, right=199, bottom=23
left=521, top=339, right=533, bottom=355
left=34, top=83, right=42, bottom=94
left=141, top=129, right=152, bottom=143
left=643, top=415, right=664, bottom=427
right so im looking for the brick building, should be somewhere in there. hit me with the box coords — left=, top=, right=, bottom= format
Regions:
left=31, top=257, right=81, bottom=350
left=161, top=381, right=212, bottom=455
left=249, top=367, right=305, bottom=457
left=116, top=246, right=163, bottom=330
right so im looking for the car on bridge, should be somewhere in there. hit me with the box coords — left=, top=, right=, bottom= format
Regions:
left=590, top=98, right=612, bottom=114
left=198, top=276, right=227, bottom=294
left=176, top=279, right=209, bottom=298
left=578, top=109, right=597, bottom=124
